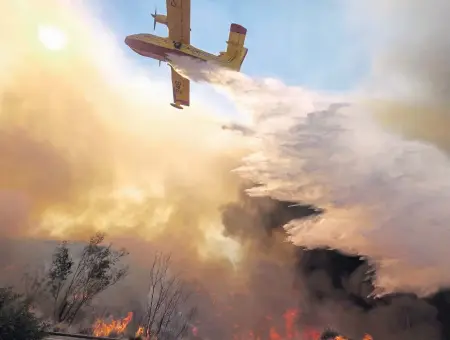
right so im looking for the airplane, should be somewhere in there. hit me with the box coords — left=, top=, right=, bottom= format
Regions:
left=124, top=0, right=248, bottom=109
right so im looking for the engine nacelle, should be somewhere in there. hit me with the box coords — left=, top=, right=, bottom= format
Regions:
left=152, top=14, right=168, bottom=26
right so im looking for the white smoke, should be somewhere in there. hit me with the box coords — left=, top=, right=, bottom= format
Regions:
left=172, top=0, right=450, bottom=295
left=243, top=99, right=450, bottom=295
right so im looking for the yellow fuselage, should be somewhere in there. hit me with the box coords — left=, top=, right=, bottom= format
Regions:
left=125, top=33, right=239, bottom=70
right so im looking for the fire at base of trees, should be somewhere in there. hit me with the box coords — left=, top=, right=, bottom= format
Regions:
left=22, top=233, right=129, bottom=327
left=90, top=253, right=197, bottom=339
left=1, top=233, right=197, bottom=340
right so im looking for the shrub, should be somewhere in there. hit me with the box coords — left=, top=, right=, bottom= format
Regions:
left=0, top=287, right=47, bottom=340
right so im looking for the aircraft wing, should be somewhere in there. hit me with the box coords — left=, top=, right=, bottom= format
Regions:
left=171, top=67, right=190, bottom=108
left=166, top=0, right=191, bottom=44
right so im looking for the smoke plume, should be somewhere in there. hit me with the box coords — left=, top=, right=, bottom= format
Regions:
left=169, top=0, right=450, bottom=338
left=0, top=0, right=249, bottom=248
left=0, top=1, right=308, bottom=338
left=171, top=0, right=450, bottom=296
left=0, top=0, right=241, bottom=321
left=4, top=0, right=450, bottom=339
left=169, top=0, right=450, bottom=337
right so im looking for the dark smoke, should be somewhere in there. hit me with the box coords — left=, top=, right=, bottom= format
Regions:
left=180, top=189, right=320, bottom=339
left=221, top=186, right=319, bottom=245
left=295, top=247, right=450, bottom=340
left=222, top=190, right=450, bottom=340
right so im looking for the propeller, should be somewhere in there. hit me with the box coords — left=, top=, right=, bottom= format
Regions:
left=151, top=7, right=157, bottom=31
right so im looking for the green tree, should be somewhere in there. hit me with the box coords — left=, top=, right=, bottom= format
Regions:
left=0, top=287, right=47, bottom=340
left=48, top=241, right=74, bottom=318
left=48, top=233, right=129, bottom=324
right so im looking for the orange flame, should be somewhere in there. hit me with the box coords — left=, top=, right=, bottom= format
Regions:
left=92, top=311, right=133, bottom=337
left=229, top=308, right=312, bottom=340
left=269, top=327, right=282, bottom=340
left=135, top=326, right=144, bottom=337
left=335, top=335, right=373, bottom=340
left=220, top=307, right=373, bottom=340
left=283, top=309, right=298, bottom=339
left=90, top=308, right=373, bottom=340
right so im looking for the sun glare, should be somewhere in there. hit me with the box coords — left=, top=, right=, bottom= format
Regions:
left=38, top=25, right=68, bottom=50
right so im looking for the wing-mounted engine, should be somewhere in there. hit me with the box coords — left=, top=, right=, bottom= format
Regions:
left=151, top=7, right=168, bottom=30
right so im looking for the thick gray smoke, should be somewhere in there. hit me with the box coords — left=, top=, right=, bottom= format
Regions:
left=295, top=248, right=450, bottom=340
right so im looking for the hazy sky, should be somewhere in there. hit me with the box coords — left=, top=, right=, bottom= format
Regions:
left=90, top=0, right=369, bottom=91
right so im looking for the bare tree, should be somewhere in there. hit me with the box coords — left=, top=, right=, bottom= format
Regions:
left=141, top=253, right=197, bottom=340
left=47, top=233, right=129, bottom=324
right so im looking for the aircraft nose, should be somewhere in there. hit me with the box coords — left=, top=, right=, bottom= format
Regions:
left=124, top=35, right=139, bottom=50
left=124, top=35, right=133, bottom=47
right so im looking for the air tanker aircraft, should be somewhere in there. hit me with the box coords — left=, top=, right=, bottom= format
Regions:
left=125, top=0, right=248, bottom=109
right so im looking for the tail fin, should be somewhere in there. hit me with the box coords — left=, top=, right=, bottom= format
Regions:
left=225, top=23, right=248, bottom=71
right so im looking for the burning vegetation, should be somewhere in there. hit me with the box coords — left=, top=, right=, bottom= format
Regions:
left=1, top=192, right=450, bottom=340
left=4, top=0, right=450, bottom=339
left=2, top=193, right=450, bottom=340
left=87, top=307, right=324, bottom=339
left=92, top=311, right=133, bottom=337
left=225, top=309, right=311, bottom=340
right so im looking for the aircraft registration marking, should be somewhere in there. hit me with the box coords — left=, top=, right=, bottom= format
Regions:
left=174, top=80, right=182, bottom=93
